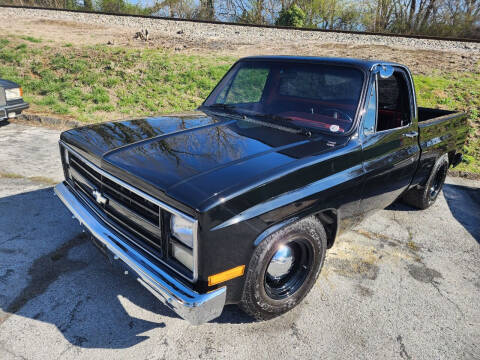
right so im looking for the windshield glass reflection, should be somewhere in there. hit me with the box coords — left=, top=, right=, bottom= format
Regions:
left=202, top=60, right=364, bottom=134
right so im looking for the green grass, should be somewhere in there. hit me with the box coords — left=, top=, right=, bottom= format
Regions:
left=0, top=35, right=478, bottom=173
left=224, top=67, right=269, bottom=103
left=0, top=36, right=235, bottom=122
left=20, top=36, right=42, bottom=43
left=414, top=73, right=480, bottom=174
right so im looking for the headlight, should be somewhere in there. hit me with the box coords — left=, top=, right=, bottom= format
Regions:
left=170, top=214, right=194, bottom=248
left=171, top=242, right=194, bottom=271
left=5, top=88, right=22, bottom=101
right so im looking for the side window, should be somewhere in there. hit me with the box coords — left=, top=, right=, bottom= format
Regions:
left=363, top=81, right=377, bottom=135
left=377, top=70, right=412, bottom=131
left=220, top=67, right=269, bottom=104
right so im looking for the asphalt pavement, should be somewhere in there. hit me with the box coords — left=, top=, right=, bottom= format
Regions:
left=0, top=122, right=479, bottom=359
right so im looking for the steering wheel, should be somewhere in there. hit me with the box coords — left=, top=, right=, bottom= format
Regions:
left=319, top=107, right=353, bottom=122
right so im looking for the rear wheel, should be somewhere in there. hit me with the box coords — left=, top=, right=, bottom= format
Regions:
left=239, top=217, right=327, bottom=321
left=402, top=154, right=449, bottom=210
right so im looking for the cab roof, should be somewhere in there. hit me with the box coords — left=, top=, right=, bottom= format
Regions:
left=239, top=56, right=402, bottom=71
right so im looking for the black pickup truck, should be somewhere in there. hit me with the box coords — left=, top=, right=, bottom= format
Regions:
left=54, top=57, right=467, bottom=324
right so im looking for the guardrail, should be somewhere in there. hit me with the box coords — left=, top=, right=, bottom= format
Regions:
left=2, top=4, right=480, bottom=44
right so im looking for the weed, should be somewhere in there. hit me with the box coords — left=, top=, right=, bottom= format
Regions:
left=0, top=38, right=10, bottom=48
left=20, top=36, right=42, bottom=43
left=28, top=176, right=57, bottom=185
left=406, top=241, right=419, bottom=252
left=0, top=172, right=23, bottom=179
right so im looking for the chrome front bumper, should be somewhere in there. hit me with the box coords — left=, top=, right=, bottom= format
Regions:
left=54, top=182, right=226, bottom=325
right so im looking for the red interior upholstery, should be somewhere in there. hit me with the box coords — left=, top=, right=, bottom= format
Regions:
left=277, top=111, right=349, bottom=132
left=263, top=93, right=355, bottom=131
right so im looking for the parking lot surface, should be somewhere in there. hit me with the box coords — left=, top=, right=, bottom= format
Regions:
left=0, top=122, right=479, bottom=359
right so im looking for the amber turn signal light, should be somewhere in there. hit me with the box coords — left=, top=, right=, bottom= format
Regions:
left=208, top=265, right=245, bottom=286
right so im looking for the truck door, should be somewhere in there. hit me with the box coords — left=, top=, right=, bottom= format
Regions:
left=360, top=66, right=421, bottom=215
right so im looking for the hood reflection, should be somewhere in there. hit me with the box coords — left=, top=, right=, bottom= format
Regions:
left=62, top=111, right=344, bottom=207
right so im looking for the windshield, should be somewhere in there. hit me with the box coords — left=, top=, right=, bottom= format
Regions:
left=202, top=60, right=365, bottom=134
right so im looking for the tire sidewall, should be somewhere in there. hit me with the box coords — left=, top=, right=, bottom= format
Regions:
left=423, top=154, right=449, bottom=207
left=242, top=218, right=327, bottom=319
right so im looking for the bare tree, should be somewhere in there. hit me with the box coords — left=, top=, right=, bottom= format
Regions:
left=148, top=0, right=198, bottom=18
left=198, top=0, right=215, bottom=19
left=2, top=0, right=478, bottom=38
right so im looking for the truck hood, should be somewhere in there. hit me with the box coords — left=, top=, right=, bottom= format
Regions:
left=61, top=111, right=347, bottom=211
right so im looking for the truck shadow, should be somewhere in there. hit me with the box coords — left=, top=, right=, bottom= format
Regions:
left=385, top=183, right=480, bottom=244
left=385, top=201, right=418, bottom=212
left=0, top=187, right=252, bottom=350
left=442, top=183, right=480, bottom=244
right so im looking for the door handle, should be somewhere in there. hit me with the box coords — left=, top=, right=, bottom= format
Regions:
left=403, top=131, right=418, bottom=138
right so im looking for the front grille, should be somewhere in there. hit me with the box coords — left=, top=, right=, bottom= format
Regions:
left=66, top=149, right=164, bottom=253
left=60, top=142, right=198, bottom=282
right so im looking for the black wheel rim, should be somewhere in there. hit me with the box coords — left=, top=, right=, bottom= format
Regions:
left=264, top=238, right=313, bottom=300
left=429, top=164, right=447, bottom=201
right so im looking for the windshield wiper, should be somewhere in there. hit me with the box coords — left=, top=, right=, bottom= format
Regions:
left=236, top=113, right=312, bottom=137
left=203, top=107, right=313, bottom=137
left=249, top=113, right=312, bottom=137
left=204, top=103, right=239, bottom=111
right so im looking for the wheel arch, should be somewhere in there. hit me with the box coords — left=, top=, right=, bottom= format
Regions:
left=254, top=208, right=339, bottom=249
left=315, top=209, right=338, bottom=248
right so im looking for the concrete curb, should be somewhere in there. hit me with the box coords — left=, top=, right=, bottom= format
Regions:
left=448, top=170, right=480, bottom=181
left=15, top=113, right=82, bottom=128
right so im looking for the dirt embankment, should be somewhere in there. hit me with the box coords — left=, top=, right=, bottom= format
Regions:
left=0, top=7, right=479, bottom=75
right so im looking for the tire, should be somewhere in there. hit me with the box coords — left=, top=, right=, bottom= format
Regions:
left=402, top=154, right=449, bottom=210
left=239, top=217, right=327, bottom=321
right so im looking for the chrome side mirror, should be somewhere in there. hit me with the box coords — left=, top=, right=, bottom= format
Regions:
left=375, top=65, right=394, bottom=79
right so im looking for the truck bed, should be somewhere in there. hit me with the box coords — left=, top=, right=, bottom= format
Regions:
left=418, top=107, right=459, bottom=124
left=411, top=107, right=468, bottom=188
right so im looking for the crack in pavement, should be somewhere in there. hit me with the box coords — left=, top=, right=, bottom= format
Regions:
left=0, top=341, right=28, bottom=360
left=397, top=335, right=412, bottom=360
left=0, top=234, right=88, bottom=326
left=0, top=235, right=21, bottom=247
left=391, top=211, right=466, bottom=320
left=59, top=299, right=84, bottom=334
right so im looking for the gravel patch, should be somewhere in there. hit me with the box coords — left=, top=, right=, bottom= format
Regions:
left=1, top=6, right=479, bottom=53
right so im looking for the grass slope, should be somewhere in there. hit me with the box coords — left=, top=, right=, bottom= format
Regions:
left=414, top=73, right=480, bottom=173
left=0, top=36, right=234, bottom=121
left=0, top=35, right=478, bottom=173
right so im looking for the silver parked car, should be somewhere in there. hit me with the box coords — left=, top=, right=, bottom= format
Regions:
left=0, top=79, right=28, bottom=121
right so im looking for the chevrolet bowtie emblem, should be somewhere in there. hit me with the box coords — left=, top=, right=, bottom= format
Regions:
left=92, top=190, right=108, bottom=205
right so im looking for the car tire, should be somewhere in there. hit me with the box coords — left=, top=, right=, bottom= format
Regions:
left=239, top=217, right=327, bottom=321
left=402, top=154, right=449, bottom=210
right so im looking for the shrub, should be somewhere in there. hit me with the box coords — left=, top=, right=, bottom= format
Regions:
left=275, top=5, right=306, bottom=28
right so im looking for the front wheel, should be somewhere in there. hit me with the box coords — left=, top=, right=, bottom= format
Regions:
left=239, top=217, right=327, bottom=321
left=402, top=154, right=449, bottom=210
